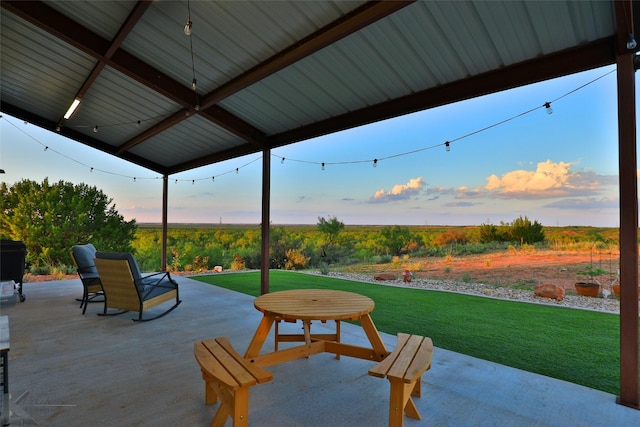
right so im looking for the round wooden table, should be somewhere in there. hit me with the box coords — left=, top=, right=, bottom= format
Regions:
left=254, top=289, right=375, bottom=322
left=245, top=289, right=388, bottom=365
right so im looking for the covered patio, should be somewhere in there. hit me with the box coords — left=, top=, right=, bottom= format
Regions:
left=2, top=0, right=640, bottom=412
left=1, top=276, right=638, bottom=426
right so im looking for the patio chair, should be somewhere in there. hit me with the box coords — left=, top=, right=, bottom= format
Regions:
left=71, top=244, right=104, bottom=314
left=94, top=252, right=181, bottom=322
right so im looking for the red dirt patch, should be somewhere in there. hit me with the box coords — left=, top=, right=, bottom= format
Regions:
left=343, top=250, right=621, bottom=294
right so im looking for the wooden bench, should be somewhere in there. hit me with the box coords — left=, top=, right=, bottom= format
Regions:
left=194, top=337, right=273, bottom=427
left=368, top=333, right=433, bottom=427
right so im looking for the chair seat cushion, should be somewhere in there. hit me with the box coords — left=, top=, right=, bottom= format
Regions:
left=141, top=277, right=177, bottom=300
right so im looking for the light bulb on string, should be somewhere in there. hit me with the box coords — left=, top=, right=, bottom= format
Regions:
left=211, top=176, right=215, bottom=182
left=90, top=167, right=94, bottom=173
left=281, top=157, right=285, bottom=164
left=192, top=79, right=197, bottom=91
left=373, top=159, right=378, bottom=168
left=133, top=177, right=136, bottom=182
left=93, top=125, right=98, bottom=133
left=192, top=179, right=195, bottom=185
left=236, top=168, right=239, bottom=174
left=445, top=141, right=450, bottom=152
left=44, top=146, right=48, bottom=151
left=175, top=179, right=178, bottom=184
left=544, top=102, right=553, bottom=115
left=137, top=120, right=141, bottom=127
left=321, top=162, right=325, bottom=171
left=184, top=20, right=192, bottom=36
left=627, top=34, right=637, bottom=50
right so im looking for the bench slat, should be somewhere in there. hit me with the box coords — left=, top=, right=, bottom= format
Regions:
left=195, top=337, right=273, bottom=390
left=214, top=337, right=273, bottom=384
left=404, top=337, right=433, bottom=382
left=194, top=342, right=239, bottom=389
left=368, top=333, right=410, bottom=378
left=387, top=335, right=423, bottom=381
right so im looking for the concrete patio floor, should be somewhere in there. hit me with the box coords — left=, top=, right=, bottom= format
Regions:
left=0, top=276, right=638, bottom=426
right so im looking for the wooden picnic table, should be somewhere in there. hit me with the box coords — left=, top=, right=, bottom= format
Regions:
left=243, top=289, right=389, bottom=367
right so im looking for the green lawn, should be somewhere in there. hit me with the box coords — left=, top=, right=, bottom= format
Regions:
left=192, top=270, right=620, bottom=395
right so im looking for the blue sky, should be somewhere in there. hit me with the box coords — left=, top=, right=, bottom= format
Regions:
left=0, top=64, right=630, bottom=227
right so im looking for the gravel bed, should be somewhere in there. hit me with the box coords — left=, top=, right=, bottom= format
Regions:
left=304, top=271, right=624, bottom=314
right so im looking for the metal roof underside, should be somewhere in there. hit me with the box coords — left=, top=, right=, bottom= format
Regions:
left=0, top=1, right=634, bottom=175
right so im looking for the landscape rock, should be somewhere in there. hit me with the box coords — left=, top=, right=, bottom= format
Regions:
left=374, top=272, right=396, bottom=281
left=534, top=284, right=565, bottom=301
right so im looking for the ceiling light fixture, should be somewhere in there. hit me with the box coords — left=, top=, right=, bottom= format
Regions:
left=184, top=20, right=192, bottom=36
left=64, top=98, right=81, bottom=119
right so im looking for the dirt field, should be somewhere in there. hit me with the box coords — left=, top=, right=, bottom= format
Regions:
left=340, top=250, right=621, bottom=293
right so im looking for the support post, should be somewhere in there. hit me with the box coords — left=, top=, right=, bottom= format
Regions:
left=162, top=174, right=168, bottom=271
left=615, top=0, right=639, bottom=408
left=260, top=149, right=271, bottom=294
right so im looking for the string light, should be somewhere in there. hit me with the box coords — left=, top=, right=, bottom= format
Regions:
left=137, top=120, right=141, bottom=127
left=90, top=167, right=94, bottom=172
left=184, top=20, right=192, bottom=36
left=445, top=141, right=450, bottom=152
left=93, top=125, right=98, bottom=133
left=544, top=102, right=553, bottom=115
left=211, top=176, right=215, bottom=182
left=627, top=34, right=637, bottom=50
left=3, top=68, right=614, bottom=185
left=133, top=177, right=136, bottom=182
left=281, top=157, right=285, bottom=164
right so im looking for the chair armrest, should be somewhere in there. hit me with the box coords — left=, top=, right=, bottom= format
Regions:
left=135, top=272, right=178, bottom=298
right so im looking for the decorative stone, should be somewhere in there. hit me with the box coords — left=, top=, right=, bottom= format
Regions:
left=374, top=273, right=396, bottom=281
left=534, top=284, right=565, bottom=301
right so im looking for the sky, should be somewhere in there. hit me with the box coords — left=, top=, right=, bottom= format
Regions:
left=0, top=64, right=633, bottom=227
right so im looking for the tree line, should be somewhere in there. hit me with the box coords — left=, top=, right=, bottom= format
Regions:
left=0, top=179, right=619, bottom=274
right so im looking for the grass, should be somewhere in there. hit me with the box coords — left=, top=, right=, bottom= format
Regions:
left=192, top=270, right=620, bottom=395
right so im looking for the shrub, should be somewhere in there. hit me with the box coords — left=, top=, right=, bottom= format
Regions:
left=284, top=249, right=310, bottom=270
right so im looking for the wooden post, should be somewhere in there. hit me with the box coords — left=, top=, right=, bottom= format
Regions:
left=260, top=149, right=271, bottom=294
left=615, top=0, right=639, bottom=409
left=162, top=174, right=168, bottom=271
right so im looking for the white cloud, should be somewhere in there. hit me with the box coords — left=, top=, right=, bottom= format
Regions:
left=370, top=177, right=425, bottom=203
left=484, top=160, right=603, bottom=199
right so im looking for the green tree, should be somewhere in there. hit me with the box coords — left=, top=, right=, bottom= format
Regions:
left=380, top=225, right=413, bottom=255
left=507, top=215, right=544, bottom=245
left=317, top=216, right=345, bottom=261
left=0, top=178, right=137, bottom=267
left=317, top=216, right=345, bottom=246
